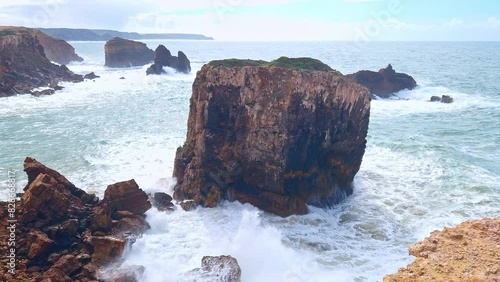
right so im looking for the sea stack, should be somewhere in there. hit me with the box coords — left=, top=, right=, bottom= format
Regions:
left=347, top=64, right=417, bottom=98
left=104, top=37, right=153, bottom=68
left=146, top=45, right=191, bottom=75
left=173, top=57, right=371, bottom=216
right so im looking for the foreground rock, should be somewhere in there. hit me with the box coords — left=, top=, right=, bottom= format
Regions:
left=173, top=57, right=370, bottom=216
left=347, top=64, right=417, bottom=98
left=384, top=217, right=500, bottom=282
left=146, top=44, right=191, bottom=75
left=0, top=28, right=84, bottom=97
left=183, top=255, right=242, bottom=282
left=0, top=157, right=151, bottom=281
left=104, top=37, right=154, bottom=68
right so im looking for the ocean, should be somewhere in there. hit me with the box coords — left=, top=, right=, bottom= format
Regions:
left=1, top=41, right=499, bottom=281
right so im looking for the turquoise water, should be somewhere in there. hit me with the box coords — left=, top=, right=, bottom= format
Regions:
left=1, top=41, right=499, bottom=281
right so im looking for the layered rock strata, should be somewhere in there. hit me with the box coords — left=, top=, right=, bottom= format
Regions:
left=173, top=57, right=371, bottom=216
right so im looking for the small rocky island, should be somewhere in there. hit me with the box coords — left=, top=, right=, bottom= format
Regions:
left=0, top=27, right=84, bottom=97
left=173, top=57, right=371, bottom=216
left=347, top=64, right=417, bottom=98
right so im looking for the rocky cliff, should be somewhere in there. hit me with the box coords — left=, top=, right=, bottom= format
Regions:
left=0, top=29, right=83, bottom=97
left=347, top=64, right=417, bottom=98
left=384, top=217, right=500, bottom=282
left=146, top=44, right=191, bottom=74
left=0, top=158, right=151, bottom=281
left=104, top=37, right=154, bottom=68
left=1, top=27, right=83, bottom=65
left=173, top=57, right=371, bottom=216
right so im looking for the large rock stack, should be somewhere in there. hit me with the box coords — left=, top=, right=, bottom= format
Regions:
left=173, top=57, right=371, bottom=216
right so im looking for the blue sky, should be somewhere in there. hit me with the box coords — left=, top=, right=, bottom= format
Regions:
left=0, top=0, right=499, bottom=40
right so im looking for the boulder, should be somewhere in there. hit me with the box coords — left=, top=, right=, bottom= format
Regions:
left=146, top=45, right=191, bottom=75
left=103, top=179, right=152, bottom=215
left=27, top=230, right=55, bottom=259
left=91, top=236, right=126, bottom=267
left=0, top=27, right=84, bottom=97
left=104, top=37, right=153, bottom=68
left=152, top=192, right=174, bottom=211
left=52, top=254, right=82, bottom=276
left=441, top=95, right=454, bottom=103
left=173, top=58, right=370, bottom=216
left=183, top=255, right=242, bottom=282
left=101, top=265, right=145, bottom=282
left=347, top=64, right=417, bottom=98
left=84, top=72, right=100, bottom=80
left=430, top=96, right=441, bottom=102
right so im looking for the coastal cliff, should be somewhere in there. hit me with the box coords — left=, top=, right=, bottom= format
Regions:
left=384, top=217, right=500, bottom=282
left=0, top=29, right=83, bottom=97
left=0, top=27, right=83, bottom=65
left=173, top=57, right=371, bottom=216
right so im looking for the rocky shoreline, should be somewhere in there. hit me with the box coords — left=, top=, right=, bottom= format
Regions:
left=384, top=217, right=500, bottom=281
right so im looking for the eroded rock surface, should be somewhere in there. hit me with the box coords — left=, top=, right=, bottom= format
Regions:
left=0, top=157, right=151, bottom=281
left=384, top=217, right=500, bottom=282
left=173, top=58, right=370, bottom=216
left=183, top=255, right=242, bottom=282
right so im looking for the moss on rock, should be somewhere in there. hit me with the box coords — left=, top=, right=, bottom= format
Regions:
left=208, top=57, right=333, bottom=71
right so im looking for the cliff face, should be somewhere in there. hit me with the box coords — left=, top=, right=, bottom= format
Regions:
left=30, top=29, right=83, bottom=65
left=0, top=27, right=83, bottom=65
left=384, top=218, right=500, bottom=282
left=173, top=58, right=371, bottom=216
left=104, top=37, right=154, bottom=68
left=0, top=29, right=83, bottom=97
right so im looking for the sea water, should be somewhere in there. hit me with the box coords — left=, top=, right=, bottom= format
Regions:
left=0, top=41, right=499, bottom=281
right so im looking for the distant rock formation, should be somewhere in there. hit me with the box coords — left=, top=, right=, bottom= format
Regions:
left=146, top=45, right=191, bottom=75
left=384, top=217, right=500, bottom=282
left=430, top=95, right=454, bottom=103
left=38, top=28, right=214, bottom=41
left=29, top=29, right=83, bottom=65
left=173, top=58, right=371, bottom=216
left=0, top=28, right=84, bottom=97
left=347, top=64, right=417, bottom=98
left=0, top=157, right=151, bottom=281
left=104, top=37, right=153, bottom=68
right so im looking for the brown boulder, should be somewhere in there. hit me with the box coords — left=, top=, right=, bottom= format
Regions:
left=104, top=37, right=153, bottom=68
left=101, top=265, right=145, bottom=282
left=41, top=267, right=73, bottom=282
left=104, top=179, right=151, bottom=215
left=52, top=254, right=82, bottom=276
left=183, top=255, right=242, bottom=282
left=112, top=215, right=150, bottom=237
left=152, top=192, right=174, bottom=211
left=173, top=58, right=370, bottom=216
left=27, top=230, right=55, bottom=259
left=90, top=204, right=113, bottom=233
left=347, top=64, right=417, bottom=98
left=91, top=236, right=126, bottom=267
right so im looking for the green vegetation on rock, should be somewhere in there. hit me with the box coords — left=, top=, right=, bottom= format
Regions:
left=0, top=30, right=17, bottom=37
left=208, top=56, right=333, bottom=71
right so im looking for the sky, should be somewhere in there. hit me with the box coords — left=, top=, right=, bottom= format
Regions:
left=0, top=0, right=499, bottom=41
